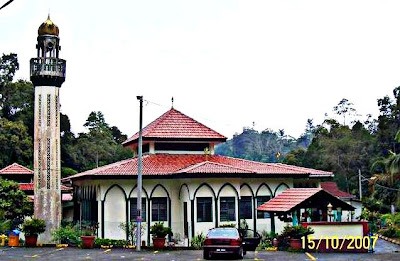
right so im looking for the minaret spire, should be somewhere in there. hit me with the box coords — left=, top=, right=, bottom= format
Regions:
left=31, top=15, right=66, bottom=243
left=171, top=97, right=174, bottom=109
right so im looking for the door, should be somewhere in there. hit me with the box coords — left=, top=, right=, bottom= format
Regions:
left=241, top=229, right=261, bottom=251
left=183, top=202, right=188, bottom=237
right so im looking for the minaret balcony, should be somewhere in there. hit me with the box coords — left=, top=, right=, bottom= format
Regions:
left=30, top=58, right=66, bottom=87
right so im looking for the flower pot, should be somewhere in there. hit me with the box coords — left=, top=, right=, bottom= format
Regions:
left=290, top=238, right=302, bottom=250
left=272, top=238, right=279, bottom=247
left=81, top=236, right=95, bottom=249
left=152, top=237, right=166, bottom=249
left=25, top=234, right=38, bottom=247
left=8, top=234, right=19, bottom=247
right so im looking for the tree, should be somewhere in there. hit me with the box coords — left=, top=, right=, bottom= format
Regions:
left=333, top=98, right=357, bottom=126
left=68, top=111, right=132, bottom=171
left=0, top=118, right=33, bottom=167
left=376, top=87, right=400, bottom=154
left=0, top=177, right=33, bottom=228
left=0, top=53, right=18, bottom=87
left=83, top=111, right=109, bottom=131
left=372, top=130, right=400, bottom=185
left=110, top=126, right=128, bottom=144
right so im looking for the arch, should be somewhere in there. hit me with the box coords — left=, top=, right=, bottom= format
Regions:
left=103, top=184, right=128, bottom=240
left=217, top=183, right=239, bottom=199
left=178, top=183, right=190, bottom=200
left=240, top=183, right=254, bottom=198
left=193, top=183, right=216, bottom=199
left=274, top=182, right=290, bottom=197
left=103, top=184, right=127, bottom=201
left=150, top=184, right=170, bottom=199
left=128, top=185, right=149, bottom=199
left=255, top=183, right=273, bottom=197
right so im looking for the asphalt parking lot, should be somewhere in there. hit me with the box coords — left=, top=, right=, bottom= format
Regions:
left=0, top=239, right=399, bottom=260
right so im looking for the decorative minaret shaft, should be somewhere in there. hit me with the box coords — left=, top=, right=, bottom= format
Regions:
left=30, top=15, right=66, bottom=242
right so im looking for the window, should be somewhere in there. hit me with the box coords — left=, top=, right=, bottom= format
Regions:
left=220, top=197, right=236, bottom=222
left=197, top=197, right=212, bottom=222
left=239, top=196, right=252, bottom=219
left=130, top=198, right=146, bottom=221
left=257, top=196, right=271, bottom=218
left=152, top=197, right=167, bottom=221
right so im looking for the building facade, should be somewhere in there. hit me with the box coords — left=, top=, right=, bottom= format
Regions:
left=66, top=108, right=333, bottom=246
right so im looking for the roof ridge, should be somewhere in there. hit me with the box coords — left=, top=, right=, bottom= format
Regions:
left=215, top=155, right=278, bottom=167
left=275, top=163, right=333, bottom=174
left=176, top=160, right=256, bottom=174
left=122, top=108, right=226, bottom=145
left=170, top=108, right=226, bottom=139
left=0, top=162, right=34, bottom=174
left=206, top=160, right=257, bottom=173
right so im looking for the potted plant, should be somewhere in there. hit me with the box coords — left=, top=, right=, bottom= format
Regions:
left=79, top=222, right=98, bottom=249
left=281, top=225, right=313, bottom=250
left=21, top=218, right=46, bottom=247
left=150, top=222, right=173, bottom=249
left=52, top=224, right=81, bottom=247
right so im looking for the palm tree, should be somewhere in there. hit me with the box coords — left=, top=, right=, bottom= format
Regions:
left=371, top=130, right=400, bottom=185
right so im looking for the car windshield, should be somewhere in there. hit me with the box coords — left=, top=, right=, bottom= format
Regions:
left=207, top=228, right=239, bottom=238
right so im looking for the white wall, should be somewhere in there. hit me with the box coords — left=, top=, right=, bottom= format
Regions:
left=79, top=177, right=296, bottom=244
left=104, top=185, right=126, bottom=239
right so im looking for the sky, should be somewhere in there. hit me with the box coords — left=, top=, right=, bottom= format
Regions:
left=1, top=0, right=400, bottom=139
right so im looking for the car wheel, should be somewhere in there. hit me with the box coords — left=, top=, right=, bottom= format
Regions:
left=203, top=250, right=211, bottom=260
left=237, top=247, right=244, bottom=259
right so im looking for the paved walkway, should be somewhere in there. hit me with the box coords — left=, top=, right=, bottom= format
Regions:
left=0, top=239, right=399, bottom=260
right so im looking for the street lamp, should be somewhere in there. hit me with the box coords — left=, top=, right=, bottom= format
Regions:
left=136, top=96, right=143, bottom=251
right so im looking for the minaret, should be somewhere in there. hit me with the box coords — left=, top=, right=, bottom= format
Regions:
left=30, top=15, right=66, bottom=242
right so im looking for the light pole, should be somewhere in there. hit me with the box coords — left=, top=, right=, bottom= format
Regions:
left=136, top=96, right=143, bottom=251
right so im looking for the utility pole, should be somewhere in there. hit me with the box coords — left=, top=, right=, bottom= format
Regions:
left=136, top=96, right=143, bottom=251
left=359, top=169, right=362, bottom=201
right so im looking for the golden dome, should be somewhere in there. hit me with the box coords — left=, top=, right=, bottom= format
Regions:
left=38, top=15, right=59, bottom=36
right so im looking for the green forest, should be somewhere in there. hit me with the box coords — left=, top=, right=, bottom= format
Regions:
left=1, top=53, right=400, bottom=211
left=216, top=90, right=400, bottom=211
left=0, top=53, right=132, bottom=177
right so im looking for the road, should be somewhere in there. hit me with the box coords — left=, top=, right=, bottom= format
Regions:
left=0, top=239, right=399, bottom=260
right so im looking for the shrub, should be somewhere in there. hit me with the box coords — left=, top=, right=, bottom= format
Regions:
left=280, top=225, right=314, bottom=239
left=78, top=221, right=98, bottom=236
left=218, top=223, right=236, bottom=228
left=21, top=218, right=46, bottom=236
left=0, top=178, right=33, bottom=228
left=150, top=222, right=173, bottom=238
left=118, top=220, right=144, bottom=245
left=380, top=226, right=396, bottom=238
left=94, top=238, right=128, bottom=248
left=52, top=224, right=81, bottom=245
left=191, top=232, right=206, bottom=249
left=258, top=230, right=277, bottom=249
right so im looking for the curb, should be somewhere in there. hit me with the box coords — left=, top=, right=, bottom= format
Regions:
left=377, top=234, right=400, bottom=245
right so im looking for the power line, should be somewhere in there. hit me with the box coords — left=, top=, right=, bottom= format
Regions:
left=0, top=0, right=14, bottom=11
left=360, top=174, right=400, bottom=192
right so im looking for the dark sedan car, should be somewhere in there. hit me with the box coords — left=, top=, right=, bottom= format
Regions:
left=203, top=227, right=244, bottom=259
left=203, top=227, right=261, bottom=259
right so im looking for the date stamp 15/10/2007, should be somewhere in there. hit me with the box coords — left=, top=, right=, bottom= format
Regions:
left=301, top=235, right=378, bottom=250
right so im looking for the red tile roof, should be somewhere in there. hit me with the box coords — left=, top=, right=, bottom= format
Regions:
left=65, top=154, right=333, bottom=180
left=122, top=108, right=227, bottom=146
left=320, top=182, right=354, bottom=199
left=257, top=188, right=323, bottom=212
left=19, top=183, right=72, bottom=192
left=176, top=161, right=255, bottom=174
left=0, top=163, right=33, bottom=175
